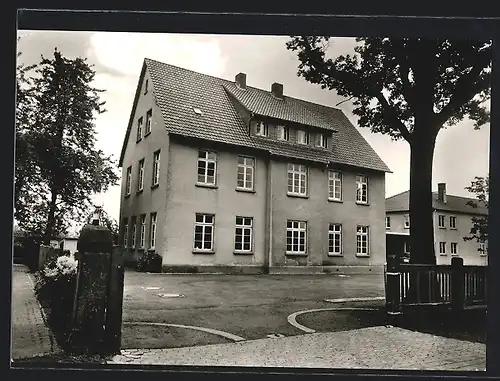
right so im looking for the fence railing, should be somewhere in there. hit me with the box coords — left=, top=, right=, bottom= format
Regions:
left=385, top=256, right=487, bottom=319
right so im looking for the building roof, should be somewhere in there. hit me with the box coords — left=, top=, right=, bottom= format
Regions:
left=119, top=58, right=391, bottom=173
left=386, top=190, right=488, bottom=215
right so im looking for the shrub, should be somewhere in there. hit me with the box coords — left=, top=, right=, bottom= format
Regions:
left=137, top=251, right=162, bottom=273
left=34, top=254, right=79, bottom=350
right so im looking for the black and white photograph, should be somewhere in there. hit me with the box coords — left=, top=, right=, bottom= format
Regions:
left=11, top=10, right=496, bottom=374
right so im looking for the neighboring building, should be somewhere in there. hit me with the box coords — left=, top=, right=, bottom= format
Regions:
left=118, top=58, right=391, bottom=274
left=49, top=235, right=79, bottom=254
left=385, top=183, right=488, bottom=266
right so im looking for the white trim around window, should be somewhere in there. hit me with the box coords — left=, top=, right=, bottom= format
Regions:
left=287, top=163, right=308, bottom=196
left=297, top=129, right=309, bottom=145
left=125, top=166, right=132, bottom=196
left=479, top=242, right=487, bottom=256
left=355, top=175, right=369, bottom=204
left=139, top=214, right=146, bottom=249
left=136, top=117, right=143, bottom=141
left=356, top=225, right=369, bottom=256
left=439, top=241, right=446, bottom=255
left=149, top=212, right=157, bottom=249
left=255, top=121, right=268, bottom=137
left=404, top=214, right=410, bottom=229
left=145, top=108, right=153, bottom=135
left=234, top=216, right=253, bottom=253
left=277, top=125, right=289, bottom=141
left=450, top=242, right=458, bottom=256
left=197, top=150, right=217, bottom=186
left=328, top=223, right=342, bottom=256
left=138, top=158, right=145, bottom=192
left=286, top=220, right=307, bottom=254
left=316, top=133, right=328, bottom=148
left=131, top=217, right=137, bottom=248
left=193, top=213, right=215, bottom=252
left=328, top=170, right=342, bottom=201
left=152, top=150, right=160, bottom=186
left=449, top=216, right=457, bottom=229
left=385, top=216, right=391, bottom=229
left=236, top=156, right=255, bottom=191
left=123, top=219, right=128, bottom=247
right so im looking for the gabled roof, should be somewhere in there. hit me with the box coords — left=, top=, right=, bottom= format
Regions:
left=120, top=58, right=391, bottom=173
left=386, top=190, right=488, bottom=215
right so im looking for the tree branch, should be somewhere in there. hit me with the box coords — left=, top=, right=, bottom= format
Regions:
left=375, top=92, right=412, bottom=141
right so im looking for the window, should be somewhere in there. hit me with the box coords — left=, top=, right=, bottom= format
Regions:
left=328, top=171, right=342, bottom=201
left=197, top=150, right=217, bottom=185
left=328, top=223, right=342, bottom=256
left=449, top=216, right=457, bottom=229
left=277, top=125, right=289, bottom=141
left=439, top=242, right=446, bottom=255
left=451, top=242, right=458, bottom=256
left=356, top=175, right=368, bottom=204
left=404, top=241, right=410, bottom=254
left=145, top=109, right=153, bottom=135
left=356, top=226, right=369, bottom=256
left=139, top=215, right=146, bottom=249
left=317, top=133, right=328, bottom=148
left=137, top=159, right=145, bottom=191
left=404, top=214, right=410, bottom=229
left=234, top=217, right=253, bottom=252
left=152, top=150, right=160, bottom=186
left=438, top=215, right=445, bottom=228
left=385, top=216, right=391, bottom=229
left=479, top=242, right=487, bottom=256
left=144, top=79, right=149, bottom=94
left=131, top=217, right=137, bottom=248
left=123, top=219, right=128, bottom=247
left=286, top=220, right=307, bottom=254
left=255, top=121, right=268, bottom=137
left=125, top=166, right=132, bottom=196
left=287, top=163, right=307, bottom=196
left=150, top=213, right=157, bottom=249
left=194, top=214, right=215, bottom=251
left=136, top=117, right=143, bottom=141
left=237, top=156, right=255, bottom=190
left=297, top=129, right=309, bottom=145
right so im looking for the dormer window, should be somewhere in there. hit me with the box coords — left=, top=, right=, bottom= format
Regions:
left=255, top=121, right=268, bottom=137
left=317, top=133, right=328, bottom=148
left=297, top=129, right=309, bottom=145
left=277, top=125, right=289, bottom=141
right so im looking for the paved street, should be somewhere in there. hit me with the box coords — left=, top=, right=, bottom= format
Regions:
left=121, top=270, right=386, bottom=349
left=11, top=265, right=61, bottom=360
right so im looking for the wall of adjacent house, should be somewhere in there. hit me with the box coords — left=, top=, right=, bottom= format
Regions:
left=433, top=211, right=488, bottom=266
left=269, top=160, right=387, bottom=268
left=163, top=141, right=268, bottom=268
left=119, top=67, right=170, bottom=264
left=62, top=239, right=78, bottom=254
left=385, top=212, right=410, bottom=235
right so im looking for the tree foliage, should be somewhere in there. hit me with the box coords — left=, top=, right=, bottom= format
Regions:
left=463, top=176, right=489, bottom=250
left=15, top=48, right=119, bottom=243
left=286, top=37, right=491, bottom=264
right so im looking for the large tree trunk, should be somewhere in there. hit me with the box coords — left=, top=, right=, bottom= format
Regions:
left=43, top=190, right=58, bottom=245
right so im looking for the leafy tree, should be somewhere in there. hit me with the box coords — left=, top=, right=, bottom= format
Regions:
left=287, top=37, right=491, bottom=265
left=15, top=48, right=119, bottom=244
left=463, top=176, right=489, bottom=252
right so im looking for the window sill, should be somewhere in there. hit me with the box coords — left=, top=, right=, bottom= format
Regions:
left=355, top=202, right=370, bottom=206
left=327, top=198, right=343, bottom=203
left=439, top=254, right=447, bottom=256
left=144, top=132, right=151, bottom=138
left=136, top=189, right=144, bottom=195
left=386, top=227, right=391, bottom=230
left=125, top=193, right=131, bottom=199
left=136, top=138, right=142, bottom=143
left=233, top=251, right=254, bottom=255
left=285, top=252, right=308, bottom=256
left=438, top=227, right=446, bottom=230
left=355, top=254, right=370, bottom=258
left=192, top=249, right=215, bottom=255
left=151, top=183, right=159, bottom=190
left=450, top=228, right=457, bottom=230
left=328, top=253, right=343, bottom=257
left=196, top=183, right=218, bottom=189
left=236, top=187, right=256, bottom=193
left=287, top=193, right=309, bottom=199
left=404, top=226, right=410, bottom=229
left=480, top=254, right=487, bottom=257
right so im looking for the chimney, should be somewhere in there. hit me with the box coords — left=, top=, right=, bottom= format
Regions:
left=437, top=183, right=447, bottom=203
left=235, top=73, right=246, bottom=89
left=271, top=82, right=284, bottom=99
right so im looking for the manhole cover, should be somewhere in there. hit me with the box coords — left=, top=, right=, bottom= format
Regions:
left=143, top=287, right=162, bottom=290
left=157, top=293, right=184, bottom=298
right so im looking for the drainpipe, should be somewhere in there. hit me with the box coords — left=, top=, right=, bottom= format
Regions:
left=267, top=154, right=273, bottom=272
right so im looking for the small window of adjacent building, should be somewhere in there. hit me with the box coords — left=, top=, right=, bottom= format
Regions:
left=328, top=171, right=342, bottom=201
left=137, top=159, right=145, bottom=192
left=277, top=125, right=289, bottom=141
left=131, top=217, right=137, bottom=248
left=438, top=215, right=446, bottom=228
left=150, top=213, right=157, bottom=249
left=450, top=242, right=458, bottom=256
left=356, top=226, right=369, bottom=256
left=297, top=129, right=309, bottom=145
left=197, top=150, right=217, bottom=186
left=194, top=214, right=215, bottom=252
left=255, top=121, right=268, bottom=137
left=234, top=217, right=253, bottom=253
left=139, top=214, right=146, bottom=249
left=144, top=79, right=149, bottom=94
left=287, top=163, right=308, bottom=196
left=236, top=156, right=255, bottom=191
left=145, top=109, right=153, bottom=135
left=286, top=220, right=307, bottom=254
left=356, top=175, right=368, bottom=204
left=479, top=242, right=487, bottom=256
left=122, top=218, right=128, bottom=247
left=125, top=166, right=132, bottom=196
left=385, top=216, right=391, bottom=229
left=152, top=150, right=160, bottom=187
left=316, top=133, right=328, bottom=148
left=136, top=117, right=143, bottom=141
left=328, top=223, right=342, bottom=256
left=439, top=242, right=446, bottom=255
left=404, top=214, right=410, bottom=229
left=449, top=216, right=457, bottom=229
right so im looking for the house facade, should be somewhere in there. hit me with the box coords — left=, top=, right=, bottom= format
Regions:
left=385, top=183, right=488, bottom=266
left=118, top=58, right=391, bottom=274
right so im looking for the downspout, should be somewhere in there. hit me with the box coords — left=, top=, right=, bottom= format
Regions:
left=267, top=153, right=273, bottom=272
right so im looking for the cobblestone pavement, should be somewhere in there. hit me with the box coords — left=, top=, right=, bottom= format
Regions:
left=108, top=326, right=486, bottom=371
left=11, top=265, right=61, bottom=360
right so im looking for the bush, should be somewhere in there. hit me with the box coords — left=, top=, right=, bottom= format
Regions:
left=34, top=254, right=79, bottom=350
left=137, top=251, right=162, bottom=273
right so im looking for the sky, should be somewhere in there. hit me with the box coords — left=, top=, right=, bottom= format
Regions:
left=16, top=31, right=491, bottom=225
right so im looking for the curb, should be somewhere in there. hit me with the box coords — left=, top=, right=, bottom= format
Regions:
left=324, top=296, right=385, bottom=303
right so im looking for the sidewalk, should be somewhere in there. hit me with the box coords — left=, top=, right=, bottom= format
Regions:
left=11, top=264, right=61, bottom=360
left=108, top=326, right=486, bottom=371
